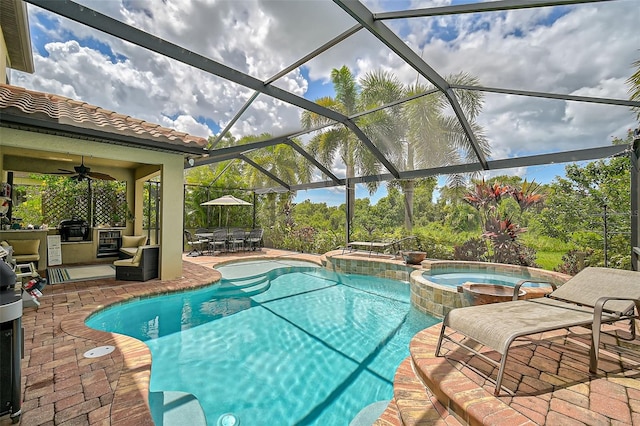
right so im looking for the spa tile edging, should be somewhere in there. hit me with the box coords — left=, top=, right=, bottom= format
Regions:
left=324, top=250, right=421, bottom=282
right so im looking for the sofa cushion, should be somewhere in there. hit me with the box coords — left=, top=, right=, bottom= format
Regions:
left=121, top=235, right=147, bottom=248
left=7, top=239, right=40, bottom=256
left=119, top=247, right=138, bottom=257
left=132, top=247, right=144, bottom=265
left=113, top=258, right=136, bottom=267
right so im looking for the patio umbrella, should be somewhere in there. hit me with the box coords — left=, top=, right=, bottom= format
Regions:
left=200, top=195, right=252, bottom=227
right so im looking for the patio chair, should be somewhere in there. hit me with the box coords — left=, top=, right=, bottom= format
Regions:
left=119, top=235, right=148, bottom=258
left=184, top=230, right=207, bottom=257
left=229, top=229, right=247, bottom=252
left=208, top=229, right=228, bottom=254
left=246, top=228, right=263, bottom=251
left=195, top=228, right=212, bottom=254
left=435, top=267, right=640, bottom=395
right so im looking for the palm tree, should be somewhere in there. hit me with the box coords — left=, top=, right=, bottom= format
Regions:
left=628, top=56, right=640, bottom=119
left=301, top=66, right=382, bottom=225
left=359, top=71, right=490, bottom=232
left=243, top=134, right=311, bottom=228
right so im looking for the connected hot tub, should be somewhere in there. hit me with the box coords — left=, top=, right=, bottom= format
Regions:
left=410, top=260, right=570, bottom=318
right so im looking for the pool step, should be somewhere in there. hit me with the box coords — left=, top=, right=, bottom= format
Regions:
left=214, top=274, right=270, bottom=298
left=149, top=391, right=207, bottom=426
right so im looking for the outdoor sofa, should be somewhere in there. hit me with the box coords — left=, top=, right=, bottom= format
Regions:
left=119, top=235, right=148, bottom=258
left=435, top=267, right=640, bottom=395
left=114, top=245, right=159, bottom=281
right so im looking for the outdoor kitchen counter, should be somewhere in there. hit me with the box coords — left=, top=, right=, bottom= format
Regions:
left=0, top=229, right=49, bottom=271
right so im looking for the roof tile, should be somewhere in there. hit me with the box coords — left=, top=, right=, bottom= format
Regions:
left=0, top=84, right=209, bottom=151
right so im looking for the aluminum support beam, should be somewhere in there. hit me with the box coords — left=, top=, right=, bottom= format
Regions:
left=343, top=121, right=400, bottom=178
left=254, top=144, right=630, bottom=193
left=632, top=136, right=639, bottom=271
left=284, top=141, right=342, bottom=184
left=210, top=24, right=363, bottom=150
left=453, top=85, right=640, bottom=108
left=209, top=91, right=260, bottom=150
left=238, top=154, right=291, bottom=191
left=375, top=0, right=612, bottom=20
left=27, top=1, right=400, bottom=177
left=333, top=0, right=489, bottom=169
left=193, top=138, right=290, bottom=166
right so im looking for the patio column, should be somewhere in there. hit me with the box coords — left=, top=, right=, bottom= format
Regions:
left=159, top=158, right=185, bottom=280
left=632, top=136, right=640, bottom=271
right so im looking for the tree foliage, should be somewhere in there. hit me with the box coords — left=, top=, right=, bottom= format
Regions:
left=533, top=131, right=634, bottom=269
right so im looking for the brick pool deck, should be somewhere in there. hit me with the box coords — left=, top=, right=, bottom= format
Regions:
left=1, top=250, right=639, bottom=425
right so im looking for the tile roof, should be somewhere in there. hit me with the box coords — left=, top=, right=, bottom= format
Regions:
left=0, top=84, right=209, bottom=152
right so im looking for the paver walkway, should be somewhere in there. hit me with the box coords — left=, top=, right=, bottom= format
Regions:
left=2, top=249, right=639, bottom=425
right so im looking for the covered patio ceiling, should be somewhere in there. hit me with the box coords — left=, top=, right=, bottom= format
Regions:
left=21, top=0, right=640, bottom=194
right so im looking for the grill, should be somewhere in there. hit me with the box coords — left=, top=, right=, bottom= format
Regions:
left=59, top=218, right=90, bottom=242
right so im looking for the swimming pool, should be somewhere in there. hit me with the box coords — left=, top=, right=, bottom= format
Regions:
left=86, top=259, right=439, bottom=425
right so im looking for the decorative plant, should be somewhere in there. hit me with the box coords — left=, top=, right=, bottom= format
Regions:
left=454, top=237, right=488, bottom=262
left=462, top=179, right=544, bottom=266
left=554, top=249, right=594, bottom=275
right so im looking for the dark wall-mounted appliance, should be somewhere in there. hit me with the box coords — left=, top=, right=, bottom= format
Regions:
left=59, top=218, right=90, bottom=242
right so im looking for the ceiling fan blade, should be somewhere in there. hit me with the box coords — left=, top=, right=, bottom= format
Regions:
left=87, top=171, right=116, bottom=181
left=51, top=169, right=75, bottom=174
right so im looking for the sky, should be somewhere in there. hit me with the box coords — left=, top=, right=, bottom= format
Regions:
left=10, top=0, right=640, bottom=207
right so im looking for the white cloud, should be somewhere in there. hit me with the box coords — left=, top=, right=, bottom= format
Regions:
left=14, top=0, right=639, bottom=193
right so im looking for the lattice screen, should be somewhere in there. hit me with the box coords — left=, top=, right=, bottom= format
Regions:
left=42, top=180, right=127, bottom=226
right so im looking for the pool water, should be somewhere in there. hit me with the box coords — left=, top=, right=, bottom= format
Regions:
left=86, top=260, right=439, bottom=425
left=424, top=270, right=548, bottom=288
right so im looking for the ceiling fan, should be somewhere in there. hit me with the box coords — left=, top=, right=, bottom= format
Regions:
left=53, top=156, right=116, bottom=181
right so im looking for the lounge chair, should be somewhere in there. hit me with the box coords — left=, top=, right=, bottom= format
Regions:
left=114, top=245, right=159, bottom=281
left=119, top=235, right=148, bottom=258
left=435, top=267, right=640, bottom=395
left=343, top=235, right=416, bottom=257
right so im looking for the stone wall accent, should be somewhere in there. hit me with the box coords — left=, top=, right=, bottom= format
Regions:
left=323, top=250, right=419, bottom=282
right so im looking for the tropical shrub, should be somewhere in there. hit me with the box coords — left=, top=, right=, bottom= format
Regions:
left=554, top=249, right=594, bottom=275
left=454, top=237, right=488, bottom=262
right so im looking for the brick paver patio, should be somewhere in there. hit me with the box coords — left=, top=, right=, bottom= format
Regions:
left=2, top=250, right=639, bottom=425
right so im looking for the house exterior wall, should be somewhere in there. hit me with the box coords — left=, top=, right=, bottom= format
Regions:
left=0, top=127, right=185, bottom=279
left=0, top=22, right=8, bottom=83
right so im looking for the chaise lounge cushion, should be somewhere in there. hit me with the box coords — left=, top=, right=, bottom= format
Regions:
left=436, top=267, right=640, bottom=395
